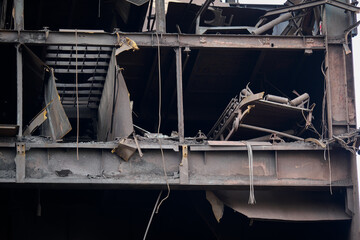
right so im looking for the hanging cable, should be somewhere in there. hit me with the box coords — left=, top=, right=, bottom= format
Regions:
left=246, top=142, right=256, bottom=204
left=154, top=32, right=170, bottom=213
left=320, top=60, right=328, bottom=140
left=323, top=145, right=333, bottom=195
left=143, top=190, right=163, bottom=240
left=75, top=30, right=79, bottom=160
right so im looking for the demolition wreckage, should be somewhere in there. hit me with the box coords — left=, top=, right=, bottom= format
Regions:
left=0, top=0, right=360, bottom=239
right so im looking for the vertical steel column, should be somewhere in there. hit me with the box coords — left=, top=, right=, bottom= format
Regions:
left=175, top=48, right=184, bottom=143
left=323, top=10, right=333, bottom=138
left=350, top=153, right=360, bottom=240
left=14, top=0, right=24, bottom=30
left=155, top=0, right=166, bottom=33
left=14, top=0, right=24, bottom=137
left=16, top=44, right=23, bottom=137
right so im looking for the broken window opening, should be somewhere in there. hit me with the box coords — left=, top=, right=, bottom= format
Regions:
left=14, top=44, right=134, bottom=142
left=23, top=0, right=148, bottom=32
left=0, top=0, right=330, bottom=37
left=0, top=188, right=352, bottom=240
left=0, top=44, right=18, bottom=137
left=0, top=44, right=326, bottom=144
left=118, top=45, right=325, bottom=142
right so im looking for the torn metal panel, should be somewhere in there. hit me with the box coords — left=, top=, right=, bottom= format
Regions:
left=210, top=190, right=351, bottom=221
left=97, top=50, right=134, bottom=141
left=42, top=71, right=72, bottom=140
left=97, top=50, right=117, bottom=141
left=22, top=45, right=49, bottom=135
left=108, top=70, right=134, bottom=140
left=23, top=107, right=47, bottom=136
left=206, top=191, right=224, bottom=223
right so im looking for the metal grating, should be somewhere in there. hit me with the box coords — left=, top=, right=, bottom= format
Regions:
left=45, top=45, right=113, bottom=110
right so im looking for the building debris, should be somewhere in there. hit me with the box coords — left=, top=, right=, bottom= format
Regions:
left=112, top=138, right=137, bottom=161
left=0, top=0, right=359, bottom=238
left=23, top=107, right=48, bottom=136
left=55, top=169, right=72, bottom=177
left=42, top=71, right=72, bottom=140
left=207, top=190, right=352, bottom=221
left=207, top=85, right=314, bottom=142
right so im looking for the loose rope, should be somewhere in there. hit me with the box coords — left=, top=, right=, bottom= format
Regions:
left=246, top=142, right=256, bottom=204
left=155, top=32, right=170, bottom=213
left=143, top=190, right=163, bottom=240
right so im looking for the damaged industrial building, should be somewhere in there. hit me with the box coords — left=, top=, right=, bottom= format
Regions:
left=0, top=0, right=360, bottom=239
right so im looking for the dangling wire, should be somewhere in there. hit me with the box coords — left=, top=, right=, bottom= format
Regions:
left=246, top=142, right=256, bottom=204
left=143, top=190, right=163, bottom=240
left=323, top=144, right=333, bottom=195
left=154, top=32, right=170, bottom=213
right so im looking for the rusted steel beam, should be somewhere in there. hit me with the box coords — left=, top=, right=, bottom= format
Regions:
left=350, top=153, right=360, bottom=239
left=0, top=30, right=326, bottom=50
left=327, top=44, right=356, bottom=135
left=0, top=142, right=351, bottom=187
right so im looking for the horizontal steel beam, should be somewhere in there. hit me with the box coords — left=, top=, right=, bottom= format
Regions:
left=0, top=140, right=351, bottom=188
left=0, top=30, right=326, bottom=50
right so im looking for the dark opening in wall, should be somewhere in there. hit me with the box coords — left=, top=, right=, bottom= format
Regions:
left=119, top=46, right=325, bottom=139
left=24, top=0, right=148, bottom=32
left=0, top=188, right=350, bottom=240
left=0, top=44, right=17, bottom=125
left=118, top=47, right=179, bottom=136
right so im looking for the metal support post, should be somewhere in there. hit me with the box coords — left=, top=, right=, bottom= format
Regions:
left=14, top=0, right=24, bottom=30
left=323, top=9, right=333, bottom=138
left=175, top=47, right=184, bottom=143
left=350, top=153, right=360, bottom=240
left=179, top=145, right=189, bottom=184
left=155, top=0, right=166, bottom=33
left=16, top=44, right=23, bottom=137
left=15, top=142, right=25, bottom=182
